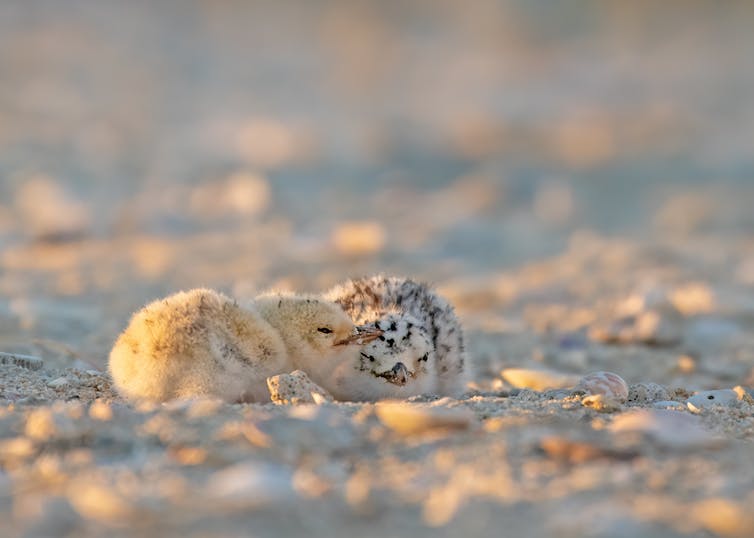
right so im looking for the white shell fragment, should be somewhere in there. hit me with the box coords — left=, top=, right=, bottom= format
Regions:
left=500, top=368, right=579, bottom=392
left=266, top=370, right=333, bottom=405
left=0, top=352, right=44, bottom=371
left=575, top=371, right=629, bottom=402
left=686, top=389, right=739, bottom=413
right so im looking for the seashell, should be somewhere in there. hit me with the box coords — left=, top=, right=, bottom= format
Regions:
left=575, top=371, right=629, bottom=402
left=627, top=382, right=671, bottom=404
left=686, top=389, right=738, bottom=413
left=500, top=368, right=579, bottom=392
left=581, top=393, right=622, bottom=413
left=0, top=352, right=44, bottom=371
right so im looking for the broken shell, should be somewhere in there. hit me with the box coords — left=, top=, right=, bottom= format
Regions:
left=500, top=368, right=579, bottom=391
left=686, top=389, right=738, bottom=413
left=0, top=352, right=44, bottom=371
left=575, top=371, right=629, bottom=402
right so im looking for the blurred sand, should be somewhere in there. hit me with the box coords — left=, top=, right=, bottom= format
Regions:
left=1, top=2, right=754, bottom=537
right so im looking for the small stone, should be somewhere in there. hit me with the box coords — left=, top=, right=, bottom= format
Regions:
left=500, top=368, right=579, bottom=391
left=267, top=370, right=333, bottom=405
left=47, top=377, right=70, bottom=389
left=627, top=382, right=671, bottom=404
left=576, top=371, right=629, bottom=402
left=686, top=389, right=738, bottom=412
left=375, top=402, right=475, bottom=435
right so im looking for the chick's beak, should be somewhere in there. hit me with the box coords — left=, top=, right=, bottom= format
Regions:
left=334, top=326, right=383, bottom=346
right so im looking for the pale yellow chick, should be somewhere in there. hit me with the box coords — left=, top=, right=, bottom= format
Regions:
left=109, top=289, right=380, bottom=403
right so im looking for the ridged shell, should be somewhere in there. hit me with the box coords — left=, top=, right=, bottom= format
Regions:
left=575, top=371, right=629, bottom=402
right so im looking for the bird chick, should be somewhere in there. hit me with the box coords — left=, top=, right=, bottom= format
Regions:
left=253, top=292, right=381, bottom=396
left=325, top=275, right=469, bottom=399
left=326, top=311, right=440, bottom=401
left=109, top=289, right=380, bottom=403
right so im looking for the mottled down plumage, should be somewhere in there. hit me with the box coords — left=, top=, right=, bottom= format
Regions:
left=326, top=275, right=469, bottom=397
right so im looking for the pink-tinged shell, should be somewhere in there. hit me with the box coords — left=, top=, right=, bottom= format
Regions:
left=576, top=371, right=629, bottom=402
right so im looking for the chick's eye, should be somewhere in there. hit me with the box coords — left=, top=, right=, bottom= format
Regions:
left=317, top=327, right=333, bottom=334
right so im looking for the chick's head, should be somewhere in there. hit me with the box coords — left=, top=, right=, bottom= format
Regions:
left=255, top=294, right=381, bottom=387
left=328, top=313, right=439, bottom=401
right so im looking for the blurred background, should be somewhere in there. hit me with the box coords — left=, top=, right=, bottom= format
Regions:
left=1, top=1, right=753, bottom=369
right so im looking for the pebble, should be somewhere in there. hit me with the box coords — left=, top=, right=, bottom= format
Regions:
left=500, top=368, right=579, bottom=391
left=47, top=377, right=70, bottom=389
left=686, top=389, right=739, bottom=412
left=267, top=370, right=333, bottom=405
left=627, top=382, right=671, bottom=404
left=609, top=409, right=723, bottom=449
left=575, top=371, right=629, bottom=402
left=375, top=402, right=475, bottom=435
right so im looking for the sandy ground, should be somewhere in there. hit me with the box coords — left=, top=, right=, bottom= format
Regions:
left=2, top=230, right=754, bottom=538
left=2, top=2, right=754, bottom=537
